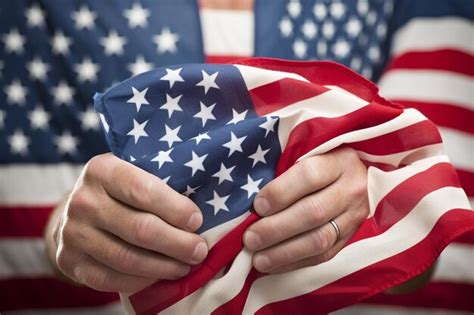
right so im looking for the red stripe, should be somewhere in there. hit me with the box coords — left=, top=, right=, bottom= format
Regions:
left=349, top=120, right=441, bottom=155
left=457, top=168, right=474, bottom=196
left=206, top=55, right=250, bottom=64
left=236, top=58, right=401, bottom=107
left=371, top=163, right=461, bottom=233
left=249, top=78, right=328, bottom=116
left=365, top=282, right=474, bottom=311
left=0, top=277, right=119, bottom=311
left=0, top=206, right=54, bottom=237
left=216, top=209, right=474, bottom=314
left=384, top=49, right=474, bottom=76
left=394, top=100, right=474, bottom=134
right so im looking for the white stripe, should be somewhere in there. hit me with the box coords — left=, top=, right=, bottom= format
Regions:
left=296, top=108, right=428, bottom=161
left=201, top=212, right=251, bottom=248
left=434, top=243, right=474, bottom=283
left=0, top=238, right=53, bottom=278
left=391, top=17, right=474, bottom=56
left=242, top=187, right=471, bottom=313
left=201, top=9, right=254, bottom=56
left=355, top=143, right=444, bottom=167
left=7, top=302, right=124, bottom=315
left=438, top=127, right=474, bottom=172
left=269, top=88, right=368, bottom=149
left=469, top=198, right=474, bottom=209
left=160, top=249, right=253, bottom=315
left=235, top=64, right=309, bottom=90
left=378, top=70, right=474, bottom=110
left=367, top=155, right=450, bottom=217
left=0, top=164, right=82, bottom=206
left=335, top=304, right=471, bottom=315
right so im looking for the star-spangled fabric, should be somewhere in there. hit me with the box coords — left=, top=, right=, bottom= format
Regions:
left=1, top=0, right=473, bottom=314
left=95, top=58, right=474, bottom=315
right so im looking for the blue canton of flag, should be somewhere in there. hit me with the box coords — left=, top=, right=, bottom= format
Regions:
left=95, top=64, right=281, bottom=233
left=255, top=0, right=394, bottom=80
left=0, top=0, right=202, bottom=164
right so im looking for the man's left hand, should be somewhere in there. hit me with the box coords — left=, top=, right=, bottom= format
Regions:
left=243, top=147, right=369, bottom=273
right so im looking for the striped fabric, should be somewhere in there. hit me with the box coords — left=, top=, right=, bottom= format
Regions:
left=114, top=58, right=472, bottom=314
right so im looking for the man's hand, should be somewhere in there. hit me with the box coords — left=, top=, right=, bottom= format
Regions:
left=243, top=147, right=368, bottom=273
left=45, top=153, right=208, bottom=293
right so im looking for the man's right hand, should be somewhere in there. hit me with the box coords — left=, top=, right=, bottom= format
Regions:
left=45, top=153, right=208, bottom=293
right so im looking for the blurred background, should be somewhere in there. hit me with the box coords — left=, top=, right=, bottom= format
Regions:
left=0, top=0, right=472, bottom=314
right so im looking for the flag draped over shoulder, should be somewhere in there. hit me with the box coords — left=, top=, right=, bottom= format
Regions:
left=94, top=58, right=474, bottom=315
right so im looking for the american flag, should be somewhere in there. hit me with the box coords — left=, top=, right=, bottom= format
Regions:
left=96, top=57, right=473, bottom=314
left=1, top=0, right=473, bottom=314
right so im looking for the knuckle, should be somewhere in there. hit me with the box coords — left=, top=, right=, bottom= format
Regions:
left=115, top=246, right=137, bottom=271
left=84, top=155, right=108, bottom=182
left=68, top=189, right=93, bottom=216
left=299, top=158, right=321, bottom=188
left=128, top=172, right=152, bottom=207
left=83, top=268, right=109, bottom=291
left=308, top=227, right=332, bottom=253
left=303, top=196, right=326, bottom=226
left=132, top=216, right=155, bottom=246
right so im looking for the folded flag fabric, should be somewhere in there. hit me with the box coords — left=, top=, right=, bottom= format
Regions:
left=94, top=58, right=474, bottom=315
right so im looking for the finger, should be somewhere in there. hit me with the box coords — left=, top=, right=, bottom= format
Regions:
left=253, top=150, right=344, bottom=217
left=58, top=248, right=156, bottom=293
left=85, top=154, right=203, bottom=231
left=251, top=207, right=358, bottom=272
left=65, top=222, right=191, bottom=279
left=267, top=237, right=348, bottom=274
left=244, top=182, right=346, bottom=251
left=92, top=197, right=208, bottom=264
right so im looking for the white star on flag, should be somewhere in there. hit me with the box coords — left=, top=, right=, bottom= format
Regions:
left=128, top=55, right=154, bottom=76
left=8, top=130, right=30, bottom=155
left=123, top=2, right=150, bottom=28
left=5, top=80, right=28, bottom=105
left=3, top=29, right=26, bottom=54
left=74, top=58, right=100, bottom=82
left=28, top=106, right=50, bottom=130
left=151, top=148, right=173, bottom=168
left=160, top=68, right=184, bottom=88
left=212, top=163, right=235, bottom=184
left=27, top=57, right=50, bottom=81
left=100, top=30, right=127, bottom=55
left=72, top=5, right=96, bottom=30
left=160, top=94, right=183, bottom=118
left=193, top=132, right=211, bottom=145
left=223, top=132, right=247, bottom=157
left=51, top=81, right=75, bottom=106
left=127, top=87, right=150, bottom=112
left=160, top=124, right=182, bottom=147
left=196, top=70, right=219, bottom=94
left=193, top=102, right=216, bottom=127
left=55, top=132, right=79, bottom=155
left=79, top=108, right=100, bottom=131
left=51, top=31, right=72, bottom=55
left=259, top=117, right=278, bottom=136
left=241, top=175, right=263, bottom=198
left=154, top=27, right=179, bottom=54
left=183, top=185, right=200, bottom=197
left=206, top=191, right=230, bottom=215
left=227, top=109, right=248, bottom=125
left=127, top=119, right=149, bottom=144
left=249, top=145, right=270, bottom=167
left=25, top=4, right=46, bottom=28
left=184, top=151, right=208, bottom=176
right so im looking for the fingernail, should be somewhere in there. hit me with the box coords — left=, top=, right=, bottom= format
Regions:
left=191, top=242, right=208, bottom=263
left=254, top=255, right=271, bottom=272
left=186, top=212, right=202, bottom=231
left=175, top=265, right=191, bottom=278
left=244, top=230, right=262, bottom=250
left=254, top=197, right=271, bottom=216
